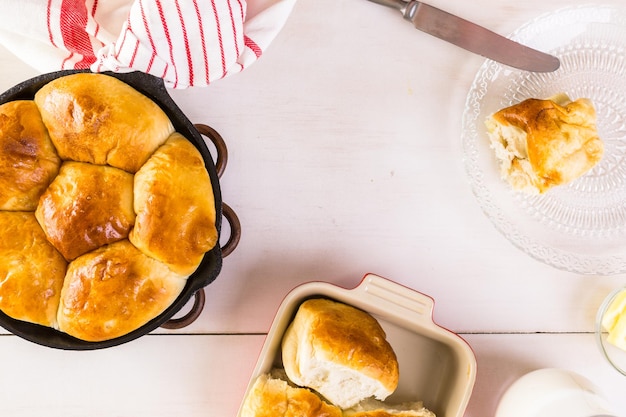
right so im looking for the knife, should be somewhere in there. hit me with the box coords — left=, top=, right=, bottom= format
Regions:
left=367, top=0, right=560, bottom=72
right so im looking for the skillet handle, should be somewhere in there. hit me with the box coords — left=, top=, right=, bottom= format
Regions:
left=159, top=205, right=240, bottom=330
left=195, top=123, right=228, bottom=178
left=160, top=288, right=206, bottom=330
left=193, top=123, right=241, bottom=255
left=161, top=124, right=240, bottom=330
left=221, top=203, right=241, bottom=258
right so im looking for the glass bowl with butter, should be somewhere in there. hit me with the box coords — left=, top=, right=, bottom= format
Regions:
left=596, top=286, right=626, bottom=376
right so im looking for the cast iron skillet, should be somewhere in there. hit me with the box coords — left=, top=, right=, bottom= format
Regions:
left=0, top=69, right=233, bottom=350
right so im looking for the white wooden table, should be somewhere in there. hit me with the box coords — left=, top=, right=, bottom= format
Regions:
left=1, top=0, right=625, bottom=415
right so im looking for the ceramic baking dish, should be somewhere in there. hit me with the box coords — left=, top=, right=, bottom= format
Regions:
left=238, top=273, right=477, bottom=417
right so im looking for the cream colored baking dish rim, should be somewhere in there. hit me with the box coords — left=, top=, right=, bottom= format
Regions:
left=237, top=273, right=477, bottom=417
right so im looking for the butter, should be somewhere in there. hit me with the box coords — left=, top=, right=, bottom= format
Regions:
left=601, top=288, right=626, bottom=351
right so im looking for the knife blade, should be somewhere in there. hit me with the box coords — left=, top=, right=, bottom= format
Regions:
left=367, top=0, right=560, bottom=72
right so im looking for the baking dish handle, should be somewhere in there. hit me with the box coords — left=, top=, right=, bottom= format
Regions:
left=354, top=274, right=435, bottom=323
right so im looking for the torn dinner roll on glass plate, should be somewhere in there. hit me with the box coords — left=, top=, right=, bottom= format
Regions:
left=485, top=93, right=603, bottom=194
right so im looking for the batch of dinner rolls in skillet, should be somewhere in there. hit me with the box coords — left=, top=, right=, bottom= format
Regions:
left=0, top=73, right=218, bottom=342
left=240, top=298, right=436, bottom=417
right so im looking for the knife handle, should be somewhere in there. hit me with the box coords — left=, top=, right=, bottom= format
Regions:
left=366, top=0, right=407, bottom=13
left=366, top=0, right=419, bottom=20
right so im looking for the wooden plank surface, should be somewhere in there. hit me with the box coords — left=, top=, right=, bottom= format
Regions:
left=0, top=0, right=625, bottom=415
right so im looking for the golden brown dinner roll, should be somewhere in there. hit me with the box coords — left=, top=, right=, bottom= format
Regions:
left=343, top=399, right=436, bottom=417
left=34, top=73, right=174, bottom=173
left=485, top=93, right=603, bottom=194
left=0, top=100, right=61, bottom=210
left=57, top=240, right=187, bottom=342
left=281, top=298, right=399, bottom=409
left=240, top=373, right=342, bottom=417
left=129, top=133, right=218, bottom=276
left=0, top=212, right=67, bottom=327
left=35, top=161, right=135, bottom=261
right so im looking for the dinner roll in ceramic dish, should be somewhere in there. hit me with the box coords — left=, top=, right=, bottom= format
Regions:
left=35, top=161, right=136, bottom=261
left=34, top=73, right=174, bottom=173
left=240, top=373, right=342, bottom=417
left=0, top=100, right=61, bottom=211
left=57, top=240, right=187, bottom=342
left=130, top=133, right=218, bottom=276
left=0, top=212, right=67, bottom=328
left=343, top=399, right=436, bottom=417
left=485, top=93, right=603, bottom=194
left=281, top=298, right=399, bottom=409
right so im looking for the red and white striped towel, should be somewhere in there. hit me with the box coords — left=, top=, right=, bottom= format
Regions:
left=0, top=0, right=295, bottom=88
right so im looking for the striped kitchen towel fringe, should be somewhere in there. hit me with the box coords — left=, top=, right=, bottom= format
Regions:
left=0, top=0, right=295, bottom=88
